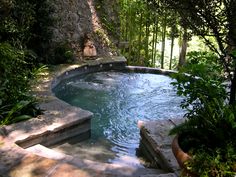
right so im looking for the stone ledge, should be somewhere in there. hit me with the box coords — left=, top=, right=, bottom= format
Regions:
left=85, top=56, right=126, bottom=66
left=1, top=57, right=127, bottom=147
left=51, top=56, right=127, bottom=88
left=125, top=66, right=177, bottom=76
left=141, top=173, right=178, bottom=177
left=138, top=119, right=184, bottom=176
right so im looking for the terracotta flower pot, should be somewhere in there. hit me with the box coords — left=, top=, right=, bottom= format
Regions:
left=171, top=135, right=198, bottom=177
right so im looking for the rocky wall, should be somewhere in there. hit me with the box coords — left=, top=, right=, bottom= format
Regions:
left=49, top=0, right=120, bottom=60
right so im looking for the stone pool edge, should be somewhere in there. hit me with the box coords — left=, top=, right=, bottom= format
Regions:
left=0, top=56, right=182, bottom=177
left=0, top=56, right=127, bottom=144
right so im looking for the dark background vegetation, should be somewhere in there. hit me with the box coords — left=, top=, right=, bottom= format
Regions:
left=0, top=0, right=52, bottom=124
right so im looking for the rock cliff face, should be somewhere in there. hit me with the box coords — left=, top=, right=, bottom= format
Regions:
left=50, top=0, right=120, bottom=60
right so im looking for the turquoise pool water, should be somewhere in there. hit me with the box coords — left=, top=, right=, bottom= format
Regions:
left=52, top=71, right=185, bottom=167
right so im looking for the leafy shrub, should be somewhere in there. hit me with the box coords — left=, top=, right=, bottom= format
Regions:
left=27, top=0, right=54, bottom=62
left=170, top=51, right=236, bottom=176
left=0, top=100, right=40, bottom=125
left=172, top=98, right=236, bottom=151
left=0, top=1, right=35, bottom=46
left=0, top=42, right=41, bottom=125
left=186, top=144, right=236, bottom=177
left=184, top=51, right=224, bottom=81
left=51, top=42, right=74, bottom=64
left=0, top=43, right=29, bottom=102
left=171, top=51, right=227, bottom=112
left=0, top=0, right=53, bottom=125
left=0, top=0, right=53, bottom=62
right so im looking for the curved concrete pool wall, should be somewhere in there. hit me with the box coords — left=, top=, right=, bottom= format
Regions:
left=51, top=60, right=177, bottom=90
left=0, top=56, right=180, bottom=177
left=49, top=59, right=180, bottom=173
left=1, top=57, right=128, bottom=149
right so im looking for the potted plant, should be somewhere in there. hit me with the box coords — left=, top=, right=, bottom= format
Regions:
left=170, top=51, right=236, bottom=176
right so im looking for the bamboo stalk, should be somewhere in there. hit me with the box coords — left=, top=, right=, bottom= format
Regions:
left=161, top=14, right=167, bottom=69
left=169, top=35, right=174, bottom=70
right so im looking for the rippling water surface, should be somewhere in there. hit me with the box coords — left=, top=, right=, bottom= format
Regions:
left=52, top=71, right=185, bottom=167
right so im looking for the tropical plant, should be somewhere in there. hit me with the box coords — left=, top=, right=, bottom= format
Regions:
left=170, top=51, right=236, bottom=176
left=0, top=0, right=53, bottom=62
left=0, top=42, right=42, bottom=125
left=171, top=51, right=226, bottom=108
left=170, top=98, right=236, bottom=150
left=186, top=143, right=236, bottom=176
left=51, top=42, right=74, bottom=64
left=0, top=100, right=40, bottom=125
left=0, top=0, right=53, bottom=125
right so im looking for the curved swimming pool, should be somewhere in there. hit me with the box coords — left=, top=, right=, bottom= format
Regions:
left=52, top=71, right=185, bottom=167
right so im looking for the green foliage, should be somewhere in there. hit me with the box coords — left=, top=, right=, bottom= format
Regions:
left=170, top=51, right=236, bottom=176
left=186, top=145, right=236, bottom=177
left=159, top=0, right=236, bottom=103
left=185, top=51, right=224, bottom=80
left=171, top=51, right=226, bottom=111
left=171, top=98, right=236, bottom=151
left=0, top=0, right=53, bottom=125
left=0, top=42, right=41, bottom=125
left=0, top=1, right=35, bottom=46
left=0, top=43, right=29, bottom=102
left=119, top=0, right=181, bottom=68
left=0, top=100, right=40, bottom=125
left=95, top=0, right=118, bottom=38
left=159, top=0, right=230, bottom=55
left=119, top=0, right=160, bottom=66
left=27, top=0, right=54, bottom=62
left=0, top=0, right=53, bottom=61
left=51, top=42, right=74, bottom=64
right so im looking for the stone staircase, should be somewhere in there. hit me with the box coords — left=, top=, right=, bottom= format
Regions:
left=26, top=144, right=174, bottom=177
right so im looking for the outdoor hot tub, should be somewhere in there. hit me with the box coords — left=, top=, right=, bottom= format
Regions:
left=50, top=59, right=185, bottom=169
left=0, top=57, right=183, bottom=176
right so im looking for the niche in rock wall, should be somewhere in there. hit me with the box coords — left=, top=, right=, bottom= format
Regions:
left=83, top=33, right=97, bottom=58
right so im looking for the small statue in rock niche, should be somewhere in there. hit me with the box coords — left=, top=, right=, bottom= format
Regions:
left=83, top=34, right=97, bottom=58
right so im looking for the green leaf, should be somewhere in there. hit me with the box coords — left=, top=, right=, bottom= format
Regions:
left=232, top=49, right=236, bottom=58
left=13, top=115, right=32, bottom=123
left=5, top=100, right=31, bottom=122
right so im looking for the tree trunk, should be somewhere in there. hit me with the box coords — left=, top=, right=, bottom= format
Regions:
left=229, top=64, right=236, bottom=105
left=178, top=28, right=188, bottom=68
left=151, top=20, right=156, bottom=66
left=137, top=13, right=143, bottom=65
left=161, top=15, right=167, bottom=69
left=127, top=5, right=133, bottom=64
left=227, top=1, right=236, bottom=104
left=169, top=35, right=174, bottom=70
left=145, top=21, right=150, bottom=62
left=154, top=22, right=158, bottom=67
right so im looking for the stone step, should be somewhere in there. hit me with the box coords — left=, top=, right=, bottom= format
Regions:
left=138, top=119, right=184, bottom=175
left=26, top=144, right=170, bottom=177
left=140, top=173, right=178, bottom=177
